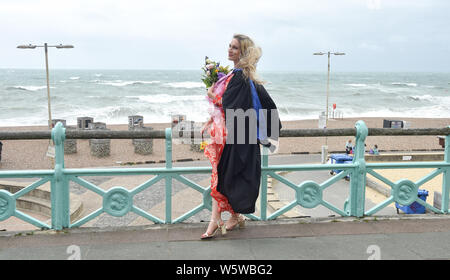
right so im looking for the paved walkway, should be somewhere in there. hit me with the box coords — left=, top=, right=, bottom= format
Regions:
left=1, top=215, right=450, bottom=260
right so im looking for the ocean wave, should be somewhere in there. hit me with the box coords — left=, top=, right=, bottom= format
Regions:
left=164, top=82, right=205, bottom=89
left=98, top=80, right=160, bottom=87
left=340, top=104, right=450, bottom=119
left=2, top=70, right=449, bottom=126
left=69, top=77, right=80, bottom=80
left=61, top=103, right=210, bottom=124
left=344, top=83, right=368, bottom=87
left=127, top=94, right=206, bottom=104
left=101, top=106, right=139, bottom=119
left=6, top=85, right=53, bottom=91
left=391, top=82, right=418, bottom=87
left=2, top=103, right=450, bottom=127
left=407, top=94, right=434, bottom=101
left=377, top=86, right=411, bottom=94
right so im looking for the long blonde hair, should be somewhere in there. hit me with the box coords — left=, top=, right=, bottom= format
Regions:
left=233, top=34, right=264, bottom=85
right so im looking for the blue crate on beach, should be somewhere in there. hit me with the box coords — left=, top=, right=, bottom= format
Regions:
left=330, top=154, right=353, bottom=163
left=330, top=154, right=353, bottom=176
left=395, top=190, right=429, bottom=214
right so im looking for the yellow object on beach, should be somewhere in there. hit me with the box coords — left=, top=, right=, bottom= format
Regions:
left=200, top=141, right=208, bottom=150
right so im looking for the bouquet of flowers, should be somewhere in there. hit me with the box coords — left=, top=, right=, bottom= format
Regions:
left=199, top=57, right=231, bottom=149
left=201, top=56, right=230, bottom=88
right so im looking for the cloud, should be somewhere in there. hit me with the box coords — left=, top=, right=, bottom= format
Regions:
left=358, top=42, right=383, bottom=51
left=0, top=0, right=449, bottom=71
left=367, top=0, right=381, bottom=10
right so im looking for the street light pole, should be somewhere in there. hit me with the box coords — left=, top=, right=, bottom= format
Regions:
left=326, top=51, right=330, bottom=128
left=313, top=51, right=345, bottom=128
left=44, top=43, right=52, bottom=129
left=17, top=43, right=74, bottom=130
left=314, top=51, right=345, bottom=163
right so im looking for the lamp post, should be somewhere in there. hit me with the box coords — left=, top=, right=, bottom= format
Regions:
left=314, top=51, right=345, bottom=163
left=313, top=51, right=345, bottom=129
left=17, top=43, right=74, bottom=130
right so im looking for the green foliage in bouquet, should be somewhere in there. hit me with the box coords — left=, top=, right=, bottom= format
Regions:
left=201, top=56, right=230, bottom=88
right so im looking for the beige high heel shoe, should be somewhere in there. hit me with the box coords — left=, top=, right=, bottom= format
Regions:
left=201, top=220, right=227, bottom=240
left=226, top=215, right=246, bottom=231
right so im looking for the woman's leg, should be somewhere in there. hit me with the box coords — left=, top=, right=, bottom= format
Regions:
left=204, top=200, right=223, bottom=235
left=225, top=212, right=243, bottom=230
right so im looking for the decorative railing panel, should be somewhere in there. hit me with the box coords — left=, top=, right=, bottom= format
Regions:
left=0, top=121, right=449, bottom=230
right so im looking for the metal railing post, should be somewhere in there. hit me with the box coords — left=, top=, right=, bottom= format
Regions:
left=442, top=130, right=450, bottom=213
left=260, top=146, right=269, bottom=220
left=165, top=128, right=172, bottom=223
left=349, top=120, right=368, bottom=217
left=51, top=122, right=70, bottom=229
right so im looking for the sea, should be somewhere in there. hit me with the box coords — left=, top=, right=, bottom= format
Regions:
left=0, top=69, right=449, bottom=127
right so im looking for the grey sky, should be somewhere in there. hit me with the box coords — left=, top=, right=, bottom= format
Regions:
left=1, top=0, right=449, bottom=71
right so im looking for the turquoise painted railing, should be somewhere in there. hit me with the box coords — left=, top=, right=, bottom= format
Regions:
left=0, top=121, right=449, bottom=230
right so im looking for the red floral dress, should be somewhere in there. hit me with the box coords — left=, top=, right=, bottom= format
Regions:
left=204, top=73, right=235, bottom=214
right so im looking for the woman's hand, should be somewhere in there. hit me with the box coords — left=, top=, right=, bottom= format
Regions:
left=207, top=83, right=216, bottom=99
left=201, top=118, right=213, bottom=135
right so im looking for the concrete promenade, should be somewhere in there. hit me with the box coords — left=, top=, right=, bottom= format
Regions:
left=1, top=215, right=450, bottom=260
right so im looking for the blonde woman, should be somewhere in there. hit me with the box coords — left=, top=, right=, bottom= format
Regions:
left=201, top=34, right=281, bottom=239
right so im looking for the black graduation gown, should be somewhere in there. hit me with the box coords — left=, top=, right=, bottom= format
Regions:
left=216, top=70, right=282, bottom=214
